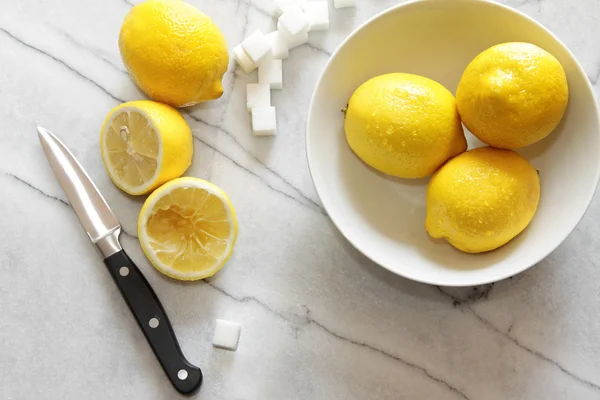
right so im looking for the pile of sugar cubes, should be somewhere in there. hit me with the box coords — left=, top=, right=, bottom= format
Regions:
left=233, top=0, right=356, bottom=137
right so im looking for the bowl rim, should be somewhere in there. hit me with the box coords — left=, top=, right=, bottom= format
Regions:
left=305, top=0, right=600, bottom=286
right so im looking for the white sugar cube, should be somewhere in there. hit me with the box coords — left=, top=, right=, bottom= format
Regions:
left=333, top=0, right=356, bottom=8
left=258, top=58, right=283, bottom=89
left=305, top=1, right=329, bottom=31
left=246, top=83, right=271, bottom=112
left=272, top=0, right=307, bottom=17
left=241, top=30, right=271, bottom=63
left=233, top=45, right=257, bottom=74
left=266, top=31, right=289, bottom=59
left=277, top=6, right=310, bottom=37
left=281, top=29, right=308, bottom=49
left=212, top=319, right=241, bottom=351
left=252, top=106, right=277, bottom=136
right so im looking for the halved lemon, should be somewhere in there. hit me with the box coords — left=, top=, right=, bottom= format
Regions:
left=138, top=177, right=238, bottom=281
left=100, top=100, right=193, bottom=195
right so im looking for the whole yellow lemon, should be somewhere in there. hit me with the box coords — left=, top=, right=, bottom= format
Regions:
left=344, top=73, right=467, bottom=179
left=456, top=42, right=568, bottom=149
left=426, top=147, right=540, bottom=253
left=119, top=0, right=229, bottom=107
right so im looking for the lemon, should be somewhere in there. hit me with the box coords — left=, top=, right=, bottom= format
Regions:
left=138, top=177, right=238, bottom=281
left=100, top=100, right=193, bottom=195
left=119, top=0, right=229, bottom=107
left=456, top=42, right=568, bottom=149
left=426, top=147, right=540, bottom=253
left=344, top=73, right=467, bottom=179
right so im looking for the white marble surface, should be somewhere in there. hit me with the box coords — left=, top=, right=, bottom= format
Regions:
left=1, top=0, right=600, bottom=399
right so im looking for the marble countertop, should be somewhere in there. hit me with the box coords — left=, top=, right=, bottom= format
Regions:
left=1, top=0, right=600, bottom=399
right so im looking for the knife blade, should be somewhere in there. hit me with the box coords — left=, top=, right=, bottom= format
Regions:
left=37, top=126, right=122, bottom=255
left=37, top=126, right=202, bottom=395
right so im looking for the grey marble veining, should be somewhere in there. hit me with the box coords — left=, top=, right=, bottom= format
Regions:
left=1, top=0, right=600, bottom=399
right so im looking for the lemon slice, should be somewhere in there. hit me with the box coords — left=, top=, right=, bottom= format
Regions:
left=138, top=177, right=238, bottom=280
left=100, top=101, right=193, bottom=195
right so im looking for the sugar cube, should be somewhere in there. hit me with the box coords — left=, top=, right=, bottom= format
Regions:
left=277, top=6, right=310, bottom=37
left=266, top=31, right=290, bottom=59
left=272, top=0, right=307, bottom=17
left=258, top=58, right=283, bottom=89
left=233, top=45, right=257, bottom=74
left=246, top=83, right=271, bottom=112
left=241, top=30, right=271, bottom=63
left=280, top=29, right=308, bottom=50
left=212, top=319, right=241, bottom=351
left=305, top=1, right=329, bottom=31
left=333, top=0, right=356, bottom=8
left=252, top=106, right=277, bottom=136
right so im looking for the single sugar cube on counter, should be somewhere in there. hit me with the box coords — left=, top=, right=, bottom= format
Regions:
left=277, top=6, right=310, bottom=37
left=212, top=319, right=241, bottom=351
left=333, top=0, right=356, bottom=8
left=241, top=30, right=271, bottom=63
left=266, top=31, right=289, bottom=59
left=252, top=106, right=277, bottom=136
left=272, top=0, right=307, bottom=17
left=305, top=1, right=329, bottom=31
left=233, top=45, right=257, bottom=74
left=281, top=29, right=308, bottom=50
left=246, top=83, right=271, bottom=112
left=258, top=58, right=283, bottom=89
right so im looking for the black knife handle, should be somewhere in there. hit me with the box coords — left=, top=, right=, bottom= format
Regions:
left=104, top=250, right=202, bottom=395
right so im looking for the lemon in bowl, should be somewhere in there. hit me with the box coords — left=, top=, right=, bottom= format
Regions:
left=306, top=0, right=600, bottom=285
left=456, top=42, right=569, bottom=149
left=345, top=73, right=466, bottom=179
left=426, top=147, right=541, bottom=254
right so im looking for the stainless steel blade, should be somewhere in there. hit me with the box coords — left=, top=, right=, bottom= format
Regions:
left=37, top=126, right=122, bottom=256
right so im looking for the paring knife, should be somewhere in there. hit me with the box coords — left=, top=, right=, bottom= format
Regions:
left=37, top=126, right=202, bottom=395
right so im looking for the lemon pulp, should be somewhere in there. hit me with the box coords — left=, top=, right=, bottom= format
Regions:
left=139, top=178, right=238, bottom=280
left=100, top=101, right=193, bottom=196
left=104, top=111, right=159, bottom=190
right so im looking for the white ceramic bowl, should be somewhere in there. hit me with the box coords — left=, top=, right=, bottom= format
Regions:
left=306, top=0, right=600, bottom=286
